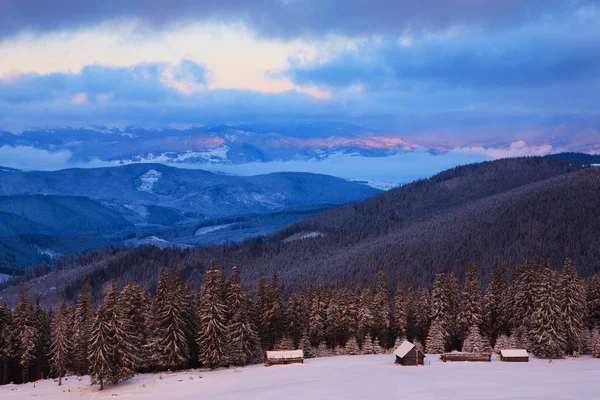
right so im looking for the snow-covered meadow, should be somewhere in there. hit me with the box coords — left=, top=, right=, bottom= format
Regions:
left=2, top=354, right=599, bottom=400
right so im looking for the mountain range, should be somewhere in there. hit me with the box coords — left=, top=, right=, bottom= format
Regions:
left=0, top=164, right=379, bottom=267
left=2, top=155, right=599, bottom=306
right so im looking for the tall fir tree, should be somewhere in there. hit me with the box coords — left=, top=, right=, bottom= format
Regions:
left=529, top=260, right=566, bottom=358
left=151, top=266, right=189, bottom=369
left=0, top=302, right=16, bottom=385
left=50, top=297, right=71, bottom=386
left=73, top=275, right=93, bottom=376
left=462, top=325, right=486, bottom=353
left=198, top=260, right=228, bottom=369
left=460, top=263, right=483, bottom=339
left=287, top=283, right=308, bottom=348
left=355, top=287, right=374, bottom=348
left=225, top=262, right=260, bottom=366
left=414, top=287, right=431, bottom=344
left=32, top=294, right=50, bottom=381
left=511, top=252, right=537, bottom=341
left=117, top=279, right=151, bottom=371
left=426, top=319, right=447, bottom=354
left=308, top=283, right=327, bottom=347
left=89, top=283, right=115, bottom=390
left=483, top=259, right=508, bottom=345
left=13, top=281, right=37, bottom=384
left=393, top=275, right=406, bottom=340
left=559, top=254, right=587, bottom=356
left=373, top=265, right=390, bottom=348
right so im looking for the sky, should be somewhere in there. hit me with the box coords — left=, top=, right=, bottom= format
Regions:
left=0, top=0, right=599, bottom=174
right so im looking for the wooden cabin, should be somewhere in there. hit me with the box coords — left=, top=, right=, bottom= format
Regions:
left=393, top=340, right=425, bottom=366
left=264, top=350, right=304, bottom=367
left=440, top=352, right=491, bottom=362
left=499, top=349, right=529, bottom=362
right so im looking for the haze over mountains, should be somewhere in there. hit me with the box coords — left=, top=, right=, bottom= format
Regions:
left=0, top=163, right=379, bottom=267
left=3, top=155, right=599, bottom=306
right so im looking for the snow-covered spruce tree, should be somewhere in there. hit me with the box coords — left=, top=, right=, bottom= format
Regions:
left=590, top=328, right=600, bottom=358
left=393, top=275, right=407, bottom=341
left=275, top=335, right=295, bottom=350
left=414, top=287, right=431, bottom=344
left=588, top=274, right=600, bottom=328
left=326, top=279, right=356, bottom=348
left=287, top=284, right=308, bottom=349
left=414, top=339, right=424, bottom=354
left=50, top=298, right=71, bottom=386
left=356, top=287, right=374, bottom=349
left=430, top=272, right=449, bottom=334
left=445, top=272, right=463, bottom=343
left=32, top=294, right=50, bottom=381
left=300, top=331, right=312, bottom=358
left=560, top=254, right=587, bottom=356
left=308, top=283, right=327, bottom=347
left=345, top=336, right=360, bottom=355
left=373, top=338, right=384, bottom=354
left=483, top=259, right=508, bottom=345
left=493, top=334, right=510, bottom=353
left=0, top=302, right=16, bottom=385
left=182, top=281, right=200, bottom=369
left=152, top=266, right=189, bottom=370
left=89, top=283, right=115, bottom=391
left=426, top=320, right=447, bottom=354
left=198, top=260, right=228, bottom=369
left=510, top=252, right=537, bottom=341
left=373, top=265, right=390, bottom=348
left=361, top=334, right=373, bottom=354
left=13, top=280, right=37, bottom=384
left=73, top=275, right=93, bottom=376
left=460, top=264, right=483, bottom=340
left=462, top=325, right=486, bottom=353
left=226, top=263, right=261, bottom=366
left=529, top=260, right=566, bottom=359
left=117, top=279, right=150, bottom=371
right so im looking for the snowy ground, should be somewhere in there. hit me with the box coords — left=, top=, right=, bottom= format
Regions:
left=2, top=354, right=599, bottom=399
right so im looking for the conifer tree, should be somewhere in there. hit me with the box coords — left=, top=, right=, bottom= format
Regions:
left=560, top=254, right=587, bottom=356
left=462, top=325, right=486, bottom=353
left=414, top=287, right=431, bottom=344
left=13, top=281, right=37, bottom=384
left=460, top=263, right=483, bottom=339
left=355, top=287, right=374, bottom=346
left=118, top=279, right=151, bottom=371
left=326, top=279, right=354, bottom=347
left=198, top=260, right=228, bottom=369
left=373, top=265, right=390, bottom=347
left=225, top=263, right=260, bottom=366
left=50, top=297, right=71, bottom=386
left=587, top=274, right=600, bottom=328
left=393, top=275, right=406, bottom=341
left=426, top=320, right=447, bottom=354
left=152, top=266, right=189, bottom=369
left=361, top=334, right=373, bottom=354
left=373, top=338, right=384, bottom=354
left=445, top=272, right=462, bottom=342
left=308, top=283, right=327, bottom=346
left=484, top=259, right=508, bottom=345
left=287, top=284, right=308, bottom=348
left=494, top=334, right=511, bottom=353
left=0, top=302, right=16, bottom=385
left=511, top=252, right=537, bottom=340
left=73, top=275, right=93, bottom=375
left=32, top=294, right=50, bottom=381
left=263, top=271, right=286, bottom=350
left=529, top=260, right=566, bottom=358
left=275, top=336, right=294, bottom=350
left=89, top=284, right=115, bottom=390
left=345, top=336, right=360, bottom=355
left=590, top=328, right=600, bottom=358
left=300, top=331, right=312, bottom=358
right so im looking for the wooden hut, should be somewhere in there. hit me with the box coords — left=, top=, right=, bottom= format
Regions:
left=393, top=340, right=425, bottom=366
left=440, top=352, right=491, bottom=362
left=264, top=350, right=304, bottom=367
left=499, top=349, right=529, bottom=362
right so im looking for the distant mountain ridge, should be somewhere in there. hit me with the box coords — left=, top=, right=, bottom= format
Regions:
left=0, top=164, right=380, bottom=267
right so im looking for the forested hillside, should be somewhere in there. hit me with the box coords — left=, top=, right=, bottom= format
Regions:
left=1, top=157, right=599, bottom=305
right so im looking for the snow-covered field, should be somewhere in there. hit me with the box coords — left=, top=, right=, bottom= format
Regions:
left=2, top=354, right=599, bottom=399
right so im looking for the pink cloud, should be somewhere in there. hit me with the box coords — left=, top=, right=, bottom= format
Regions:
left=72, top=92, right=88, bottom=104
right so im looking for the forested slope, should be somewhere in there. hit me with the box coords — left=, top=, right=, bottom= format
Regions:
left=1, top=157, right=599, bottom=306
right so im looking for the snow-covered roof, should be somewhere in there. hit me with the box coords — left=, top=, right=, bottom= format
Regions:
left=393, top=340, right=416, bottom=358
left=266, top=350, right=304, bottom=360
left=500, top=349, right=528, bottom=358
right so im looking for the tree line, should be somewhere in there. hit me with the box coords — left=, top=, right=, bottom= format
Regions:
left=1, top=252, right=600, bottom=390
